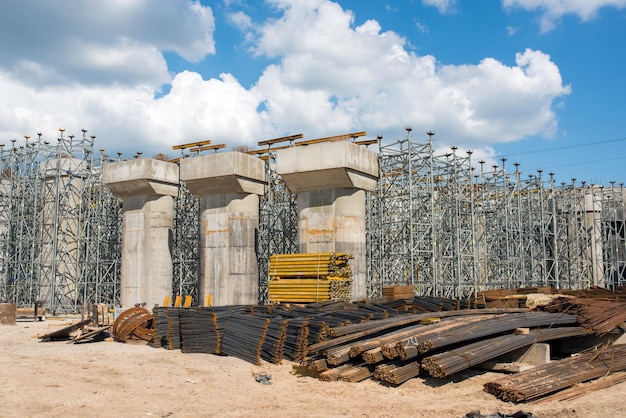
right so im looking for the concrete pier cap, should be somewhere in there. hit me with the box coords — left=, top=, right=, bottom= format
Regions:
left=275, top=141, right=379, bottom=193
left=180, top=152, right=265, bottom=196
left=102, top=158, right=179, bottom=198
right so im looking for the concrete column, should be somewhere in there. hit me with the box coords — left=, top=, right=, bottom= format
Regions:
left=584, top=191, right=604, bottom=287
left=103, top=158, right=179, bottom=309
left=276, top=141, right=379, bottom=301
left=180, top=152, right=265, bottom=306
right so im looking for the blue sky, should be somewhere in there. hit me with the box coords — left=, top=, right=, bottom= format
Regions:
left=1, top=0, right=625, bottom=185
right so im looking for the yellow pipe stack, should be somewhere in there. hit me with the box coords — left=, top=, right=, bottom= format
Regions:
left=268, top=253, right=353, bottom=303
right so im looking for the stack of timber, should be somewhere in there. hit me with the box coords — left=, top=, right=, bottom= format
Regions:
left=268, top=253, right=353, bottom=303
left=382, top=285, right=414, bottom=300
left=484, top=344, right=626, bottom=403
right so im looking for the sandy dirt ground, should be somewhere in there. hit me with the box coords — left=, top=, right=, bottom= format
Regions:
left=2, top=318, right=626, bottom=418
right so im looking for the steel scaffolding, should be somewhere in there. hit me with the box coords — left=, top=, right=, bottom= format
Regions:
left=367, top=130, right=622, bottom=298
left=0, top=131, right=122, bottom=313
left=2, top=128, right=625, bottom=310
left=257, top=155, right=298, bottom=304
left=172, top=180, right=200, bottom=303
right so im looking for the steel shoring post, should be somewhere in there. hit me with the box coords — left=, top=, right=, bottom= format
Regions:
left=514, top=164, right=525, bottom=289
left=407, top=128, right=415, bottom=291
left=616, top=183, right=626, bottom=288
left=500, top=158, right=512, bottom=290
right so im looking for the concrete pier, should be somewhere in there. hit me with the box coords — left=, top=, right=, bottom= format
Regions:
left=103, top=158, right=179, bottom=309
left=180, top=152, right=265, bottom=306
left=276, top=141, right=379, bottom=300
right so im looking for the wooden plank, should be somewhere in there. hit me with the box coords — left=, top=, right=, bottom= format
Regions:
left=188, top=143, right=227, bottom=153
left=295, top=131, right=366, bottom=146
left=70, top=325, right=112, bottom=344
left=172, top=139, right=212, bottom=150
left=354, top=139, right=379, bottom=146
left=258, top=133, right=303, bottom=147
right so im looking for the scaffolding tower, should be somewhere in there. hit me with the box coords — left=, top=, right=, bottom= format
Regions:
left=368, top=130, right=619, bottom=298
left=0, top=131, right=122, bottom=313
left=257, top=154, right=298, bottom=304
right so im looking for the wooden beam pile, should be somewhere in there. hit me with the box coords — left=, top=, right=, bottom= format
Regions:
left=382, top=285, right=414, bottom=300
left=268, top=253, right=353, bottom=303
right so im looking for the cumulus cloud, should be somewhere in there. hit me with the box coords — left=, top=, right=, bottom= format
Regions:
left=252, top=1, right=570, bottom=145
left=422, top=0, right=458, bottom=14
left=0, top=0, right=571, bottom=159
left=0, top=0, right=215, bottom=87
left=503, top=0, right=626, bottom=32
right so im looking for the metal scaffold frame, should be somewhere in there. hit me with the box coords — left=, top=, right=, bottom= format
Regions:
left=368, top=129, right=436, bottom=297
left=367, top=130, right=621, bottom=299
left=0, top=130, right=122, bottom=313
left=257, top=155, right=298, bottom=304
left=172, top=179, right=200, bottom=303
left=602, top=182, right=626, bottom=289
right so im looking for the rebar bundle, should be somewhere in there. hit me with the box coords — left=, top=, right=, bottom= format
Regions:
left=542, top=296, right=626, bottom=334
left=179, top=308, right=221, bottom=354
left=421, top=326, right=587, bottom=378
left=374, top=359, right=421, bottom=385
left=415, top=312, right=577, bottom=355
left=220, top=313, right=270, bottom=366
left=484, top=344, right=626, bottom=402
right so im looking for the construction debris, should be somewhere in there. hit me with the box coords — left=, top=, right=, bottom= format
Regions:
left=37, top=318, right=93, bottom=342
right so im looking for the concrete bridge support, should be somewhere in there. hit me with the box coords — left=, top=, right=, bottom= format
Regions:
left=103, top=159, right=179, bottom=309
left=180, top=152, right=265, bottom=306
left=276, top=141, right=379, bottom=300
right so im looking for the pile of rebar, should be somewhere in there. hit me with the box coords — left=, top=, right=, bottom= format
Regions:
left=421, top=326, right=587, bottom=378
left=484, top=344, right=626, bottom=402
left=147, top=290, right=626, bottom=394
left=179, top=308, right=222, bottom=354
left=268, top=253, right=354, bottom=303
left=112, top=306, right=154, bottom=344
left=542, top=296, right=626, bottom=334
left=153, top=307, right=182, bottom=350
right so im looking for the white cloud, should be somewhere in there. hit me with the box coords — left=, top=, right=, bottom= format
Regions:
left=0, top=0, right=571, bottom=159
left=503, top=0, right=626, bottom=32
left=422, top=0, right=458, bottom=14
left=0, top=1, right=215, bottom=87
left=251, top=1, right=570, bottom=145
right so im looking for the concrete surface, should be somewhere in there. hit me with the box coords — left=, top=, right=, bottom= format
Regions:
left=180, top=152, right=265, bottom=306
left=276, top=141, right=379, bottom=300
left=180, top=152, right=265, bottom=196
left=103, top=158, right=179, bottom=198
left=103, top=158, right=179, bottom=309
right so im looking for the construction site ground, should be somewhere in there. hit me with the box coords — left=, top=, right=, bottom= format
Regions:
left=2, top=318, right=625, bottom=418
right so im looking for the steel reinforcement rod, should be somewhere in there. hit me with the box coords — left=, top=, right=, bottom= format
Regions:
left=308, top=309, right=528, bottom=354
left=415, top=312, right=578, bottom=355
left=421, top=326, right=588, bottom=378
left=484, top=344, right=626, bottom=402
